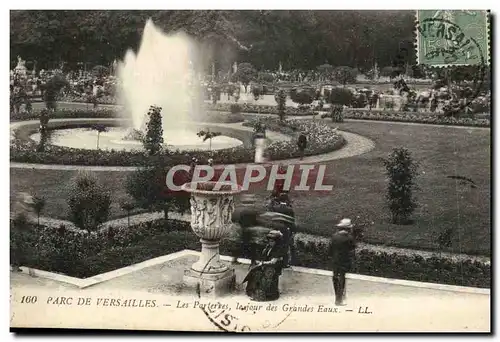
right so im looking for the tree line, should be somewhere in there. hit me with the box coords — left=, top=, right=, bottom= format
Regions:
left=11, top=10, right=416, bottom=72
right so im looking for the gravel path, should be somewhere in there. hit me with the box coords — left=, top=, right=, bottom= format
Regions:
left=36, top=211, right=490, bottom=265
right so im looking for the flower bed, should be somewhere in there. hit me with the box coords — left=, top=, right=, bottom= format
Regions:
left=10, top=111, right=345, bottom=167
left=11, top=219, right=490, bottom=287
left=243, top=117, right=346, bottom=159
left=210, top=103, right=490, bottom=127
left=344, top=110, right=490, bottom=127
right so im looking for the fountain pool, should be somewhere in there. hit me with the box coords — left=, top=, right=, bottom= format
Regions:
left=30, top=127, right=243, bottom=152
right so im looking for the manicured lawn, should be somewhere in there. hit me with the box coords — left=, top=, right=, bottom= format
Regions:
left=10, top=120, right=491, bottom=256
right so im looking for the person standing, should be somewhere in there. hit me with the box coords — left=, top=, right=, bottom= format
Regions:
left=230, top=194, right=265, bottom=266
left=329, top=218, right=356, bottom=306
left=297, top=132, right=307, bottom=160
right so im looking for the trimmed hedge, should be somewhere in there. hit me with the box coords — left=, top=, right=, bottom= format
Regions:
left=10, top=114, right=345, bottom=167
left=10, top=219, right=490, bottom=288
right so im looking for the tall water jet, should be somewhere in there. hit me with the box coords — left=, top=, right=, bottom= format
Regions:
left=117, top=19, right=203, bottom=139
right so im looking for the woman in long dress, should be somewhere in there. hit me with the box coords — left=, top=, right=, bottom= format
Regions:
left=243, top=230, right=285, bottom=301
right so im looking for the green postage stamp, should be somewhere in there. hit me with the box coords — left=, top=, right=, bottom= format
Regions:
left=416, top=10, right=490, bottom=66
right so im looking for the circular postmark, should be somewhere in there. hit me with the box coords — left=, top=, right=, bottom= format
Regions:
left=415, top=17, right=488, bottom=114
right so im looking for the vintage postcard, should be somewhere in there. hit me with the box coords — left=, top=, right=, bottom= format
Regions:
left=9, top=9, right=491, bottom=332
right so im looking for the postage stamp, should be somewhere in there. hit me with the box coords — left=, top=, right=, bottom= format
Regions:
left=416, top=10, right=490, bottom=66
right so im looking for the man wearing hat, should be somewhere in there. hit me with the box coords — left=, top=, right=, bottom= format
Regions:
left=229, top=193, right=266, bottom=266
left=329, top=218, right=356, bottom=306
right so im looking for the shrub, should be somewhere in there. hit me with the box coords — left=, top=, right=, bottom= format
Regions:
left=125, top=160, right=191, bottom=219
left=230, top=103, right=241, bottom=114
left=274, top=89, right=287, bottom=121
left=328, top=87, right=354, bottom=106
left=290, top=87, right=315, bottom=106
left=383, top=148, right=419, bottom=225
left=67, top=171, right=112, bottom=231
left=31, top=194, right=46, bottom=226
left=143, top=105, right=164, bottom=155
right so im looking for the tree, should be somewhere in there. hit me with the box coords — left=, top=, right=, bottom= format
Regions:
left=120, top=200, right=135, bottom=228
left=274, top=89, right=287, bottom=121
left=125, top=160, right=190, bottom=219
left=197, top=128, right=222, bottom=151
left=42, top=74, right=69, bottom=111
left=383, top=148, right=418, bottom=225
left=91, top=124, right=108, bottom=150
left=67, top=171, right=112, bottom=231
left=143, top=105, right=164, bottom=155
left=10, top=11, right=417, bottom=71
left=333, top=66, right=357, bottom=85
left=30, top=194, right=46, bottom=227
left=230, top=62, right=256, bottom=92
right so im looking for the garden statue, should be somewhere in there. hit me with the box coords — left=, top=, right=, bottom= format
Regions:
left=181, top=181, right=242, bottom=297
left=242, top=230, right=286, bottom=301
left=15, top=56, right=27, bottom=76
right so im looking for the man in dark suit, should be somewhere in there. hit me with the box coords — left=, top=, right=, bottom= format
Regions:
left=297, top=132, right=307, bottom=160
left=329, top=218, right=356, bottom=306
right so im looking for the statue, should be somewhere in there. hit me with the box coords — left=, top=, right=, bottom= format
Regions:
left=15, top=56, right=27, bottom=76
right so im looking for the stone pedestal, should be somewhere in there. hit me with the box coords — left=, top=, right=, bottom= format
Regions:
left=181, top=181, right=242, bottom=297
left=183, top=268, right=236, bottom=298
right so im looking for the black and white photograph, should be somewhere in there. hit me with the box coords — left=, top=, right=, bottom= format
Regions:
left=8, top=7, right=492, bottom=333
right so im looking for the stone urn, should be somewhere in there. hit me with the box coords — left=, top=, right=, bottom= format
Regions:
left=181, top=181, right=242, bottom=296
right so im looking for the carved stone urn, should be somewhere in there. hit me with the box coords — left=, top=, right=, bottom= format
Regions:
left=181, top=181, right=242, bottom=296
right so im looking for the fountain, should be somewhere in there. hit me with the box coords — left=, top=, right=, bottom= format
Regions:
left=32, top=19, right=244, bottom=152
left=117, top=19, right=204, bottom=142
